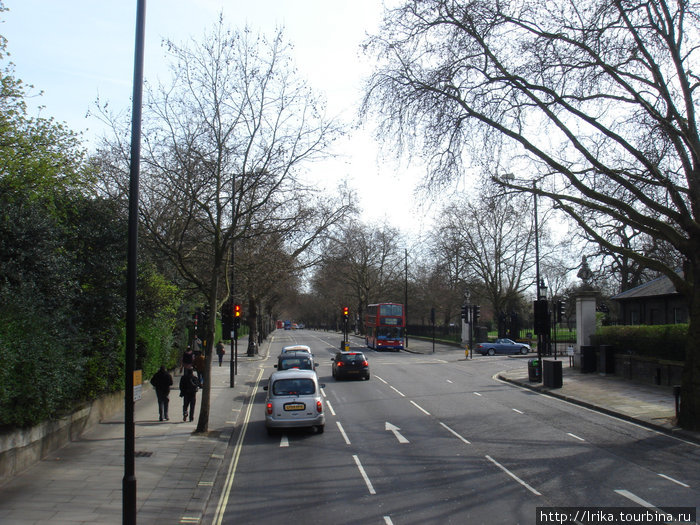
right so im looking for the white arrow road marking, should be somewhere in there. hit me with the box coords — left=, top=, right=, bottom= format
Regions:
left=385, top=422, right=409, bottom=443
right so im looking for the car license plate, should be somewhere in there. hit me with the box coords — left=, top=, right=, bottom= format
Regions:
left=284, top=402, right=305, bottom=411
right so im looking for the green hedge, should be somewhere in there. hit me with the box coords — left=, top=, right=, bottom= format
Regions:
left=591, top=324, right=687, bottom=362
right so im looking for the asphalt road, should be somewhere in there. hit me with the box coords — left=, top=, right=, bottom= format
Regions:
left=208, top=330, right=699, bottom=525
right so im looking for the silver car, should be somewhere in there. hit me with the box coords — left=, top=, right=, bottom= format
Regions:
left=263, top=369, right=325, bottom=434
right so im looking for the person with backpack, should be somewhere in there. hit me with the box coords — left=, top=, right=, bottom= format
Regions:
left=179, top=367, right=199, bottom=422
left=150, top=366, right=173, bottom=421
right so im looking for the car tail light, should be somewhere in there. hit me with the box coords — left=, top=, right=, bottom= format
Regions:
left=266, top=402, right=273, bottom=415
left=337, top=361, right=344, bottom=367
left=316, top=400, right=323, bottom=413
left=362, top=360, right=368, bottom=367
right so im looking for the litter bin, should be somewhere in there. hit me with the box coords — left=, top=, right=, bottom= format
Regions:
left=598, top=345, right=615, bottom=375
left=528, top=358, right=541, bottom=382
left=543, top=359, right=563, bottom=388
left=580, top=345, right=597, bottom=373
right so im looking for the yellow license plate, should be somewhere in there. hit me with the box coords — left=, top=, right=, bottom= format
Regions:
left=284, top=403, right=305, bottom=411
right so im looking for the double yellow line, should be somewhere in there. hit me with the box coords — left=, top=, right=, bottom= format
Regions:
left=212, top=367, right=265, bottom=525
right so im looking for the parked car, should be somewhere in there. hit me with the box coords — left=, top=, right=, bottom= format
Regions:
left=476, top=338, right=531, bottom=356
left=263, top=369, right=325, bottom=434
left=275, top=350, right=317, bottom=371
left=331, top=351, right=370, bottom=380
left=281, top=344, right=312, bottom=354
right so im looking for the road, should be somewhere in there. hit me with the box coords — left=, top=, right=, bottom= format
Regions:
left=208, top=330, right=699, bottom=525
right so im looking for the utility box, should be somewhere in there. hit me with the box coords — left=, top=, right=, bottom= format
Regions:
left=580, top=345, right=597, bottom=373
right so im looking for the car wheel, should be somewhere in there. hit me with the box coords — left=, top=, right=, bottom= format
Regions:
left=520, top=347, right=528, bottom=355
left=316, top=425, right=325, bottom=434
left=364, top=374, right=370, bottom=380
left=488, top=348, right=495, bottom=356
left=266, top=427, right=275, bottom=436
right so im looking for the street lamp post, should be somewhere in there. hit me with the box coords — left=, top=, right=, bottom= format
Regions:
left=124, top=2, right=146, bottom=524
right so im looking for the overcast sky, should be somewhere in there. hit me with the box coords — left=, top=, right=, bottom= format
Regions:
left=2, top=0, right=435, bottom=236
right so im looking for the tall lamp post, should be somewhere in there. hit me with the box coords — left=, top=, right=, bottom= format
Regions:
left=124, top=2, right=146, bottom=523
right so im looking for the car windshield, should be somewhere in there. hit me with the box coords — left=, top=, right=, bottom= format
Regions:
left=272, top=378, right=315, bottom=396
left=279, top=358, right=312, bottom=370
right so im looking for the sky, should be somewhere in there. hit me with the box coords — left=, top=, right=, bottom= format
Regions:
left=1, top=0, right=435, bottom=236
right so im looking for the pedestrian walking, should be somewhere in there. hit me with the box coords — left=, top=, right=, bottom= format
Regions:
left=150, top=365, right=173, bottom=421
left=180, top=345, right=194, bottom=373
left=179, top=368, right=199, bottom=422
left=216, top=340, right=226, bottom=366
left=194, top=350, right=206, bottom=386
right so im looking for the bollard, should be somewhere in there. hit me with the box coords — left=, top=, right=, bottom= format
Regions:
left=673, top=385, right=681, bottom=420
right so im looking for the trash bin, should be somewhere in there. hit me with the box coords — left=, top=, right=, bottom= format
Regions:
left=580, top=345, right=597, bottom=373
left=528, top=358, right=541, bottom=382
left=598, top=345, right=615, bottom=375
left=543, top=359, right=563, bottom=388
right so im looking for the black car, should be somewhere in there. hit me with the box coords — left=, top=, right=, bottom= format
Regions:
left=275, top=350, right=317, bottom=372
left=331, top=351, right=370, bottom=380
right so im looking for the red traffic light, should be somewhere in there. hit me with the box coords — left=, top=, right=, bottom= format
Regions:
left=234, top=304, right=241, bottom=317
left=342, top=306, right=349, bottom=318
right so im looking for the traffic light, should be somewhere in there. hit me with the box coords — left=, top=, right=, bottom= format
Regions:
left=342, top=306, right=349, bottom=320
left=461, top=304, right=468, bottom=320
left=473, top=304, right=481, bottom=320
left=221, top=301, right=233, bottom=336
left=234, top=304, right=241, bottom=328
left=534, top=299, right=550, bottom=335
left=556, top=300, right=565, bottom=323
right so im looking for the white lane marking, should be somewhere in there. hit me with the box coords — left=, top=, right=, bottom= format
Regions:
left=353, top=455, right=377, bottom=495
left=440, top=422, right=471, bottom=445
left=321, top=388, right=327, bottom=398
left=385, top=422, right=410, bottom=443
left=512, top=408, right=524, bottom=414
left=494, top=373, right=700, bottom=448
left=383, top=517, right=394, bottom=525
left=485, top=455, right=542, bottom=496
left=615, top=489, right=683, bottom=523
left=375, top=375, right=388, bottom=384
left=326, top=400, right=336, bottom=416
left=280, top=435, right=289, bottom=448
left=657, top=473, right=690, bottom=488
left=473, top=392, right=482, bottom=396
left=337, top=421, right=351, bottom=445
left=410, top=400, right=431, bottom=415
left=567, top=432, right=585, bottom=441
left=390, top=386, right=406, bottom=397
left=446, top=379, right=453, bottom=384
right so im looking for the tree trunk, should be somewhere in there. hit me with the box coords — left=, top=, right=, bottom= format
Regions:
left=247, top=297, right=258, bottom=356
left=196, top=279, right=219, bottom=433
left=679, top=265, right=700, bottom=430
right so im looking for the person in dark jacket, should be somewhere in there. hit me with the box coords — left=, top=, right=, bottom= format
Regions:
left=179, top=367, right=199, bottom=422
left=150, top=366, right=173, bottom=421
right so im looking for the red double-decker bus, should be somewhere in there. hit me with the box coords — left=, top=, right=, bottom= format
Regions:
left=365, top=303, right=405, bottom=351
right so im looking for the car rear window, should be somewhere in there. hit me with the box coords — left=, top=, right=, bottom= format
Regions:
left=272, top=378, right=316, bottom=396
left=340, top=353, right=365, bottom=363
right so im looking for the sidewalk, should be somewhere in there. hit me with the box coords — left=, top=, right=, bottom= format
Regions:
left=0, top=338, right=269, bottom=525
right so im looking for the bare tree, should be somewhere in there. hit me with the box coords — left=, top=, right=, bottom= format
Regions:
left=96, top=20, right=346, bottom=432
left=363, top=0, right=700, bottom=429
left=434, top=182, right=537, bottom=317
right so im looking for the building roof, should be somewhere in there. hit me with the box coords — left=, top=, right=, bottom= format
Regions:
left=611, top=274, right=679, bottom=301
